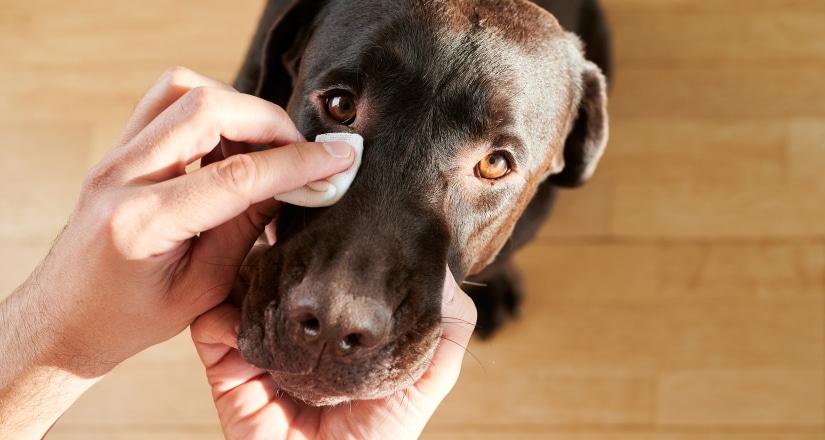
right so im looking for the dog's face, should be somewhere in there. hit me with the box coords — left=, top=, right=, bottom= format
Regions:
left=237, top=0, right=607, bottom=406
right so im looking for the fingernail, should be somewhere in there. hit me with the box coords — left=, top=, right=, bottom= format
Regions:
left=296, top=131, right=307, bottom=143
left=324, top=141, right=353, bottom=158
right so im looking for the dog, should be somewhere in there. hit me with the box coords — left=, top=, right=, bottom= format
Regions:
left=231, top=0, right=610, bottom=406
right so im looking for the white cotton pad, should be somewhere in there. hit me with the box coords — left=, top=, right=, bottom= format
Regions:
left=275, top=133, right=364, bottom=207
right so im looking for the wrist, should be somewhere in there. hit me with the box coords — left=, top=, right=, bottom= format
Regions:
left=0, top=280, right=103, bottom=438
left=19, top=243, right=107, bottom=368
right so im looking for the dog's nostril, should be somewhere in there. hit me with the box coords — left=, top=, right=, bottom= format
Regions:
left=302, top=317, right=321, bottom=338
left=286, top=294, right=391, bottom=357
left=338, top=333, right=361, bottom=353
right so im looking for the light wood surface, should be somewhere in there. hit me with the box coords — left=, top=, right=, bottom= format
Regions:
left=1, top=0, right=823, bottom=438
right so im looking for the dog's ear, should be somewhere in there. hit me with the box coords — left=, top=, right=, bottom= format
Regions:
left=548, top=58, right=609, bottom=188
left=234, top=0, right=325, bottom=105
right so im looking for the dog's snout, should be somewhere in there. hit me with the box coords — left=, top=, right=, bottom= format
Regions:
left=286, top=291, right=392, bottom=359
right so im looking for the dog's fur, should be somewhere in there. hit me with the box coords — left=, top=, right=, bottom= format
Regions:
left=233, top=0, right=610, bottom=406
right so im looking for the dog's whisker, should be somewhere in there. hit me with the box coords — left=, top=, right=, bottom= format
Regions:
left=461, top=280, right=488, bottom=287
left=375, top=392, right=398, bottom=429
left=441, top=315, right=477, bottom=327
left=190, top=281, right=234, bottom=305
left=400, top=383, right=412, bottom=420
left=441, top=315, right=480, bottom=335
left=440, top=320, right=474, bottom=329
left=440, top=335, right=486, bottom=374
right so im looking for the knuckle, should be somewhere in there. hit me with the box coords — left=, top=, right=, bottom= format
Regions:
left=181, top=86, right=214, bottom=114
left=179, top=86, right=220, bottom=119
left=177, top=87, right=231, bottom=141
left=81, top=160, right=115, bottom=198
left=88, top=194, right=142, bottom=256
left=213, top=153, right=258, bottom=194
left=106, top=192, right=165, bottom=258
left=101, top=198, right=127, bottom=237
left=76, top=167, right=154, bottom=258
left=268, top=102, right=290, bottom=123
left=159, top=66, right=194, bottom=89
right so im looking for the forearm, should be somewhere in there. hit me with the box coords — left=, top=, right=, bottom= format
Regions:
left=0, top=280, right=102, bottom=439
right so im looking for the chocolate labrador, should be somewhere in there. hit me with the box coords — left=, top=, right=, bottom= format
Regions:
left=231, top=0, right=610, bottom=406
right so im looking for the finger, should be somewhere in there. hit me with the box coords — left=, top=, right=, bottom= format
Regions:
left=190, top=304, right=278, bottom=406
left=198, top=138, right=250, bottom=173
left=415, top=269, right=477, bottom=402
left=264, top=220, right=277, bottom=244
left=116, top=87, right=305, bottom=184
left=144, top=141, right=353, bottom=256
left=174, top=141, right=349, bottom=314
left=114, top=67, right=237, bottom=149
left=183, top=199, right=279, bottom=312
left=202, top=130, right=291, bottom=170
left=223, top=244, right=270, bottom=309
left=191, top=303, right=242, bottom=367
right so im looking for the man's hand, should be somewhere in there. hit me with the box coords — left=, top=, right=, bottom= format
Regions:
left=191, top=268, right=477, bottom=440
left=0, top=67, right=355, bottom=439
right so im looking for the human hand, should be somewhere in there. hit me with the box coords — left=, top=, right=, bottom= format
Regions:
left=1, top=66, right=358, bottom=439
left=8, top=67, right=356, bottom=377
left=191, top=268, right=477, bottom=440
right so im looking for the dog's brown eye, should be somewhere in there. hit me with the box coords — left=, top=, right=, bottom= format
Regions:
left=476, top=153, right=511, bottom=180
left=326, top=94, right=357, bottom=125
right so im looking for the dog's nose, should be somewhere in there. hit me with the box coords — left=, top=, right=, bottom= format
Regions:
left=286, top=293, right=391, bottom=358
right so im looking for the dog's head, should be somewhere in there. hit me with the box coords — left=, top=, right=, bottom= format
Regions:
left=237, top=0, right=608, bottom=406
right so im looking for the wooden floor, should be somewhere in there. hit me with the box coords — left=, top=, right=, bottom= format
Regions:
left=1, top=0, right=824, bottom=438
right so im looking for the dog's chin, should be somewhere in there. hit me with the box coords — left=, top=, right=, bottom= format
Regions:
left=267, top=336, right=439, bottom=407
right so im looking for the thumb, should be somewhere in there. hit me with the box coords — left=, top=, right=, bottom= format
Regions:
left=155, top=140, right=355, bottom=245
left=179, top=141, right=355, bottom=312
left=415, top=268, right=477, bottom=402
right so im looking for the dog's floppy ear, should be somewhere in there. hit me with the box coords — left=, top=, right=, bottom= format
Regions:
left=234, top=0, right=325, bottom=105
left=548, top=58, right=609, bottom=188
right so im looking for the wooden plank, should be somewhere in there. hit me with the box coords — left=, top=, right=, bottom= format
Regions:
left=611, top=178, right=825, bottom=238
left=658, top=371, right=825, bottom=426
left=607, top=10, right=825, bottom=66
left=429, top=366, right=655, bottom=426
left=423, top=431, right=824, bottom=440
left=596, top=119, right=786, bottom=184
left=788, top=120, right=825, bottom=183
left=610, top=67, right=825, bottom=120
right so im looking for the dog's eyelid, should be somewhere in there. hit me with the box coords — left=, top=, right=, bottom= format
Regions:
left=320, top=86, right=358, bottom=97
left=490, top=133, right=526, bottom=161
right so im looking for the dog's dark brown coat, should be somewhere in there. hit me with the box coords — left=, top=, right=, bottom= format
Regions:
left=232, top=0, right=610, bottom=406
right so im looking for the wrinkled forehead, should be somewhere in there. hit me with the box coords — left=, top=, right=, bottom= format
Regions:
left=303, top=0, right=579, bottom=148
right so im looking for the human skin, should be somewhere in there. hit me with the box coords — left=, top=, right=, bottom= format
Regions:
left=191, top=266, right=477, bottom=440
left=0, top=67, right=355, bottom=438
